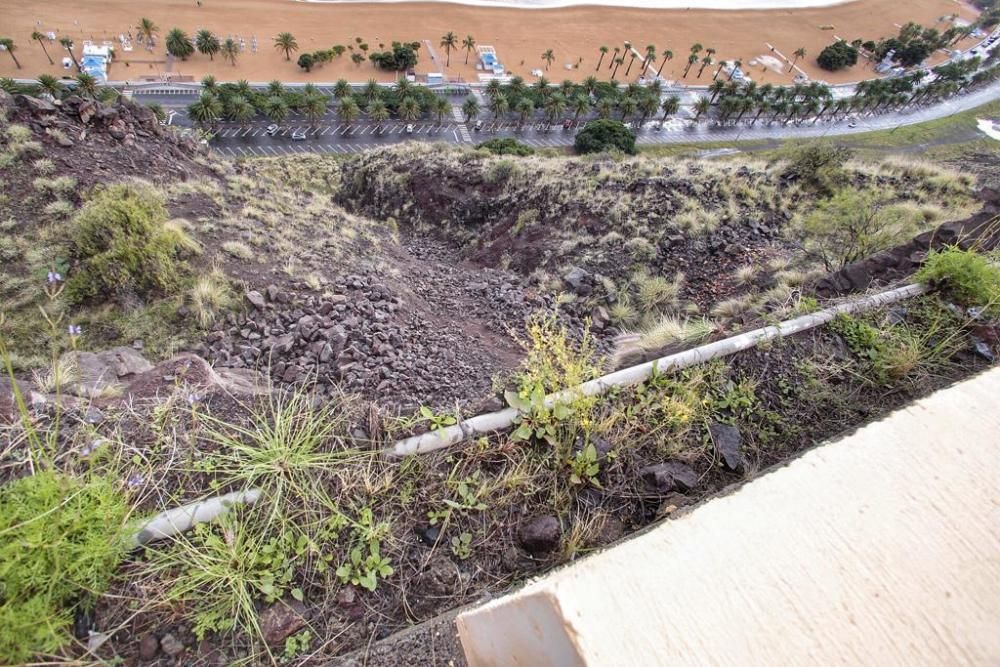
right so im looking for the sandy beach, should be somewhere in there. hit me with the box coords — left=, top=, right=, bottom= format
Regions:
left=0, top=0, right=979, bottom=85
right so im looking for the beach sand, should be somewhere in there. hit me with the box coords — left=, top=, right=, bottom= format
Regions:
left=0, top=0, right=980, bottom=85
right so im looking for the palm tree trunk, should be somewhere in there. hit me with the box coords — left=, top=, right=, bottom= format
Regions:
left=656, top=60, right=667, bottom=78
left=596, top=53, right=605, bottom=71
left=751, top=109, right=764, bottom=125
left=714, top=63, right=724, bottom=80
left=39, top=40, right=54, bottom=65
left=8, top=51, right=21, bottom=69
left=612, top=61, right=621, bottom=78
left=624, top=54, right=636, bottom=77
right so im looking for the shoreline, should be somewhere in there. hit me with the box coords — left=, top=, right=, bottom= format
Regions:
left=294, top=0, right=855, bottom=9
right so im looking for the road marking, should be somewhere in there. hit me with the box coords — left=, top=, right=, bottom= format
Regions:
left=320, top=127, right=330, bottom=135
left=325, top=144, right=335, bottom=151
left=280, top=128, right=290, bottom=136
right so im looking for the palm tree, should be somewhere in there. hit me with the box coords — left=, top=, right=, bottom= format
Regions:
left=462, top=97, right=480, bottom=123
left=618, top=95, right=638, bottom=120
left=571, top=94, right=589, bottom=121
left=684, top=53, right=698, bottom=77
left=394, top=77, right=413, bottom=99
left=507, top=76, right=528, bottom=99
left=660, top=95, right=680, bottom=119
left=369, top=99, right=390, bottom=129
left=655, top=51, right=674, bottom=80
left=166, top=29, right=193, bottom=60
left=363, top=79, right=381, bottom=103
left=534, top=76, right=550, bottom=98
left=333, top=79, right=352, bottom=100
left=0, top=39, right=20, bottom=69
left=693, top=96, right=711, bottom=120
left=333, top=97, right=358, bottom=127
left=304, top=93, right=328, bottom=126
left=485, top=79, right=502, bottom=101
left=544, top=93, right=566, bottom=125
left=433, top=96, right=450, bottom=124
left=697, top=54, right=713, bottom=78
left=399, top=96, right=420, bottom=122
left=750, top=99, right=770, bottom=125
left=59, top=37, right=79, bottom=70
left=640, top=44, right=656, bottom=75
left=74, top=72, right=99, bottom=98
left=266, top=79, right=285, bottom=98
left=728, top=58, right=743, bottom=81
left=790, top=47, right=806, bottom=72
left=624, top=50, right=638, bottom=77
left=440, top=32, right=457, bottom=67
left=515, top=97, right=534, bottom=126
left=611, top=56, right=624, bottom=79
left=227, top=95, right=255, bottom=123
left=709, top=79, right=726, bottom=104
left=462, top=35, right=476, bottom=64
left=36, top=74, right=63, bottom=97
left=201, top=74, right=218, bottom=93
left=196, top=30, right=220, bottom=60
left=222, top=38, right=239, bottom=65
left=637, top=94, right=658, bottom=123
left=31, top=31, right=53, bottom=65
left=264, top=95, right=289, bottom=122
left=274, top=32, right=298, bottom=60
left=610, top=46, right=620, bottom=70
left=595, top=97, right=614, bottom=119
left=489, top=92, right=509, bottom=119
left=596, top=46, right=608, bottom=71
left=136, top=18, right=158, bottom=47
left=542, top=49, right=555, bottom=71
left=188, top=91, right=222, bottom=127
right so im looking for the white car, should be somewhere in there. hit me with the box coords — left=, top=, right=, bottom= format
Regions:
left=405, top=124, right=415, bottom=134
left=847, top=122, right=857, bottom=128
left=291, top=129, right=307, bottom=141
left=265, top=124, right=279, bottom=136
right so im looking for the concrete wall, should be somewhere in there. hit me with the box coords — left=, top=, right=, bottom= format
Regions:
left=458, top=368, right=1000, bottom=666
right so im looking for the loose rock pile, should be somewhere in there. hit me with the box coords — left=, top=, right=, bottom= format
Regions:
left=200, top=275, right=514, bottom=409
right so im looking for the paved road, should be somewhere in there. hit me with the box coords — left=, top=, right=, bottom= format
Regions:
left=136, top=79, right=1000, bottom=158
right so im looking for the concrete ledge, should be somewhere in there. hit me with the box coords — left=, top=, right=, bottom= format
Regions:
left=457, top=368, right=1000, bottom=666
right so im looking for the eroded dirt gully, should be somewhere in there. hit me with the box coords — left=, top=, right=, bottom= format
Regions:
left=200, top=226, right=594, bottom=413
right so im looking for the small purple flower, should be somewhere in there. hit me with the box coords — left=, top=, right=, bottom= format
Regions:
left=68, top=324, right=82, bottom=336
left=47, top=271, right=63, bottom=283
left=127, top=473, right=145, bottom=488
left=80, top=437, right=107, bottom=457
left=186, top=392, right=201, bottom=405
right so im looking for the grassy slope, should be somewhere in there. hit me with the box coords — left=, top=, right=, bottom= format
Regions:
left=638, top=99, right=1000, bottom=161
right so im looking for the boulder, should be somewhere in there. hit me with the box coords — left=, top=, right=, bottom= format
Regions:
left=15, top=93, right=56, bottom=114
left=640, top=462, right=699, bottom=493
left=245, top=290, right=266, bottom=310
left=259, top=599, right=307, bottom=645
left=62, top=347, right=153, bottom=398
left=709, top=422, right=746, bottom=472
left=520, top=515, right=561, bottom=555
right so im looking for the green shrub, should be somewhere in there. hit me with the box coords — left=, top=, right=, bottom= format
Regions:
left=0, top=471, right=130, bottom=663
left=477, top=137, right=535, bottom=157
left=574, top=119, right=637, bottom=155
left=783, top=143, right=852, bottom=195
left=791, top=187, right=923, bottom=271
left=917, top=247, right=1000, bottom=311
left=65, top=183, right=191, bottom=304
left=817, top=40, right=858, bottom=71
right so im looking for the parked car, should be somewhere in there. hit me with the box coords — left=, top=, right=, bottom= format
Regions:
left=291, top=129, right=307, bottom=141
left=847, top=122, right=857, bottom=128
left=474, top=120, right=483, bottom=131
left=265, top=124, right=279, bottom=136
left=562, top=119, right=573, bottom=130
left=405, top=124, right=415, bottom=134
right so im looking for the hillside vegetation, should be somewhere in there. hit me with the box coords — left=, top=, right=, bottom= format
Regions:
left=2, top=90, right=999, bottom=665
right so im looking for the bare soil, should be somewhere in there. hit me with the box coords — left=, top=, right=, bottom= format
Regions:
left=0, top=0, right=980, bottom=85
